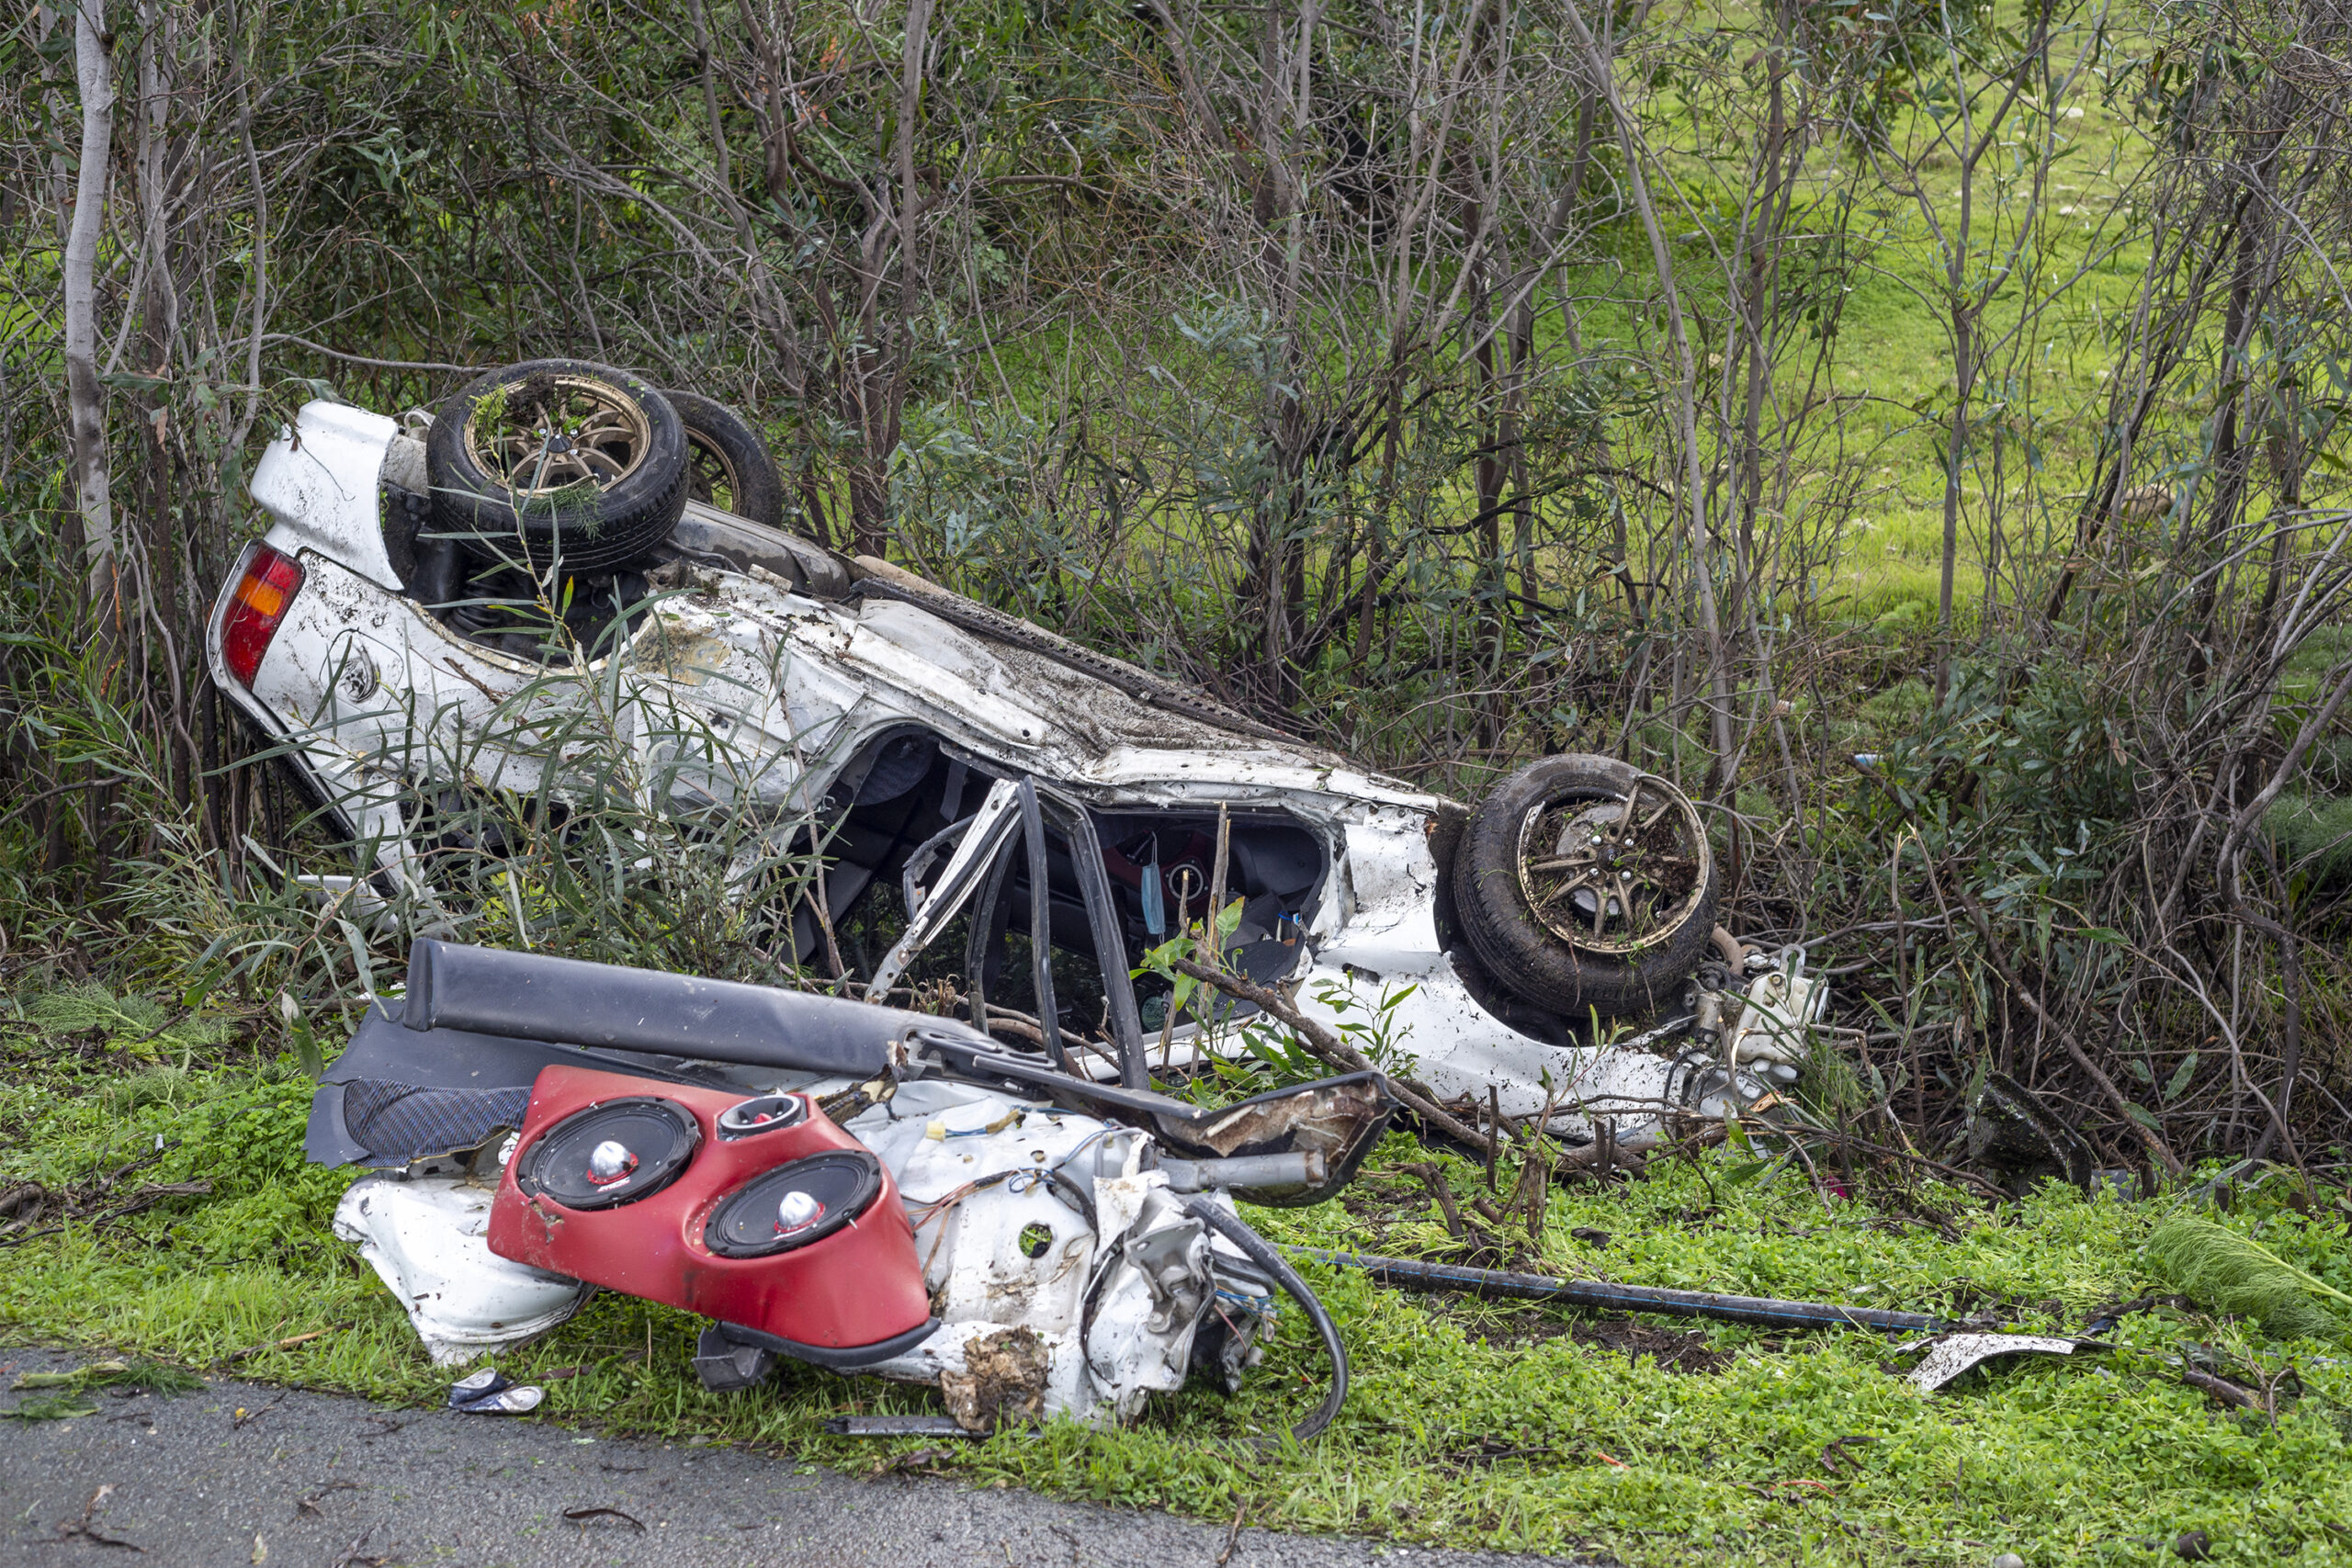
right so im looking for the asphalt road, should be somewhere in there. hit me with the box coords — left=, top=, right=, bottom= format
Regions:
left=0, top=1347, right=1580, bottom=1568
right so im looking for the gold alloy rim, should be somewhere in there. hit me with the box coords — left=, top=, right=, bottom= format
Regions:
left=684, top=428, right=742, bottom=513
left=464, top=374, right=653, bottom=499
left=1513, top=772, right=1709, bottom=955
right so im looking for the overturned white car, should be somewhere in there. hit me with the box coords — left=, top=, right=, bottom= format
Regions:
left=212, top=360, right=1814, bottom=1140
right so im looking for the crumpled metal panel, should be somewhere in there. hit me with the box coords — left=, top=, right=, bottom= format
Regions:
left=846, top=1081, right=1267, bottom=1430
left=1182, top=1077, right=1386, bottom=1159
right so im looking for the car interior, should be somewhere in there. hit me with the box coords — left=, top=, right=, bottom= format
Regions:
left=808, top=727, right=1329, bottom=1068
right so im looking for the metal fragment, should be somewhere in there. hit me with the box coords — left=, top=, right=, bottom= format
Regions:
left=1892, top=1332, right=2083, bottom=1392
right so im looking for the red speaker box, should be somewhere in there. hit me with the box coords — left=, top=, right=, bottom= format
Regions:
left=486, top=1066, right=932, bottom=1358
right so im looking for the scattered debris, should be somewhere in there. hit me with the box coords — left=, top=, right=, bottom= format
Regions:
left=561, top=1506, right=645, bottom=1532
left=1298, top=1249, right=1945, bottom=1334
left=1964, top=1073, right=2104, bottom=1195
left=13, top=1360, right=128, bottom=1389
left=1217, top=1497, right=1249, bottom=1565
left=2175, top=1343, right=2300, bottom=1424
left=54, top=1484, right=142, bottom=1552
left=326, top=1524, right=387, bottom=1568
left=446, top=1368, right=511, bottom=1407
left=454, top=1384, right=544, bottom=1416
left=1893, top=1333, right=2091, bottom=1393
left=823, top=1415, right=975, bottom=1438
left=2146, top=1211, right=2351, bottom=1339
left=869, top=1446, right=962, bottom=1477
left=1569, top=1319, right=1731, bottom=1374
left=0, top=1146, right=211, bottom=1247
left=231, top=1394, right=285, bottom=1428
left=1819, top=1436, right=1881, bottom=1475
left=220, top=1325, right=345, bottom=1366
left=10, top=1358, right=198, bottom=1397
left=1460, top=1309, right=1732, bottom=1373
left=1444, top=1436, right=1556, bottom=1472
left=293, top=1481, right=359, bottom=1520
left=2180, top=1365, right=2267, bottom=1413
left=2081, top=1293, right=2196, bottom=1336
left=938, top=1327, right=1051, bottom=1434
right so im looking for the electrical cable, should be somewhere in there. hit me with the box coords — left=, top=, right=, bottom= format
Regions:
left=1182, top=1196, right=1349, bottom=1442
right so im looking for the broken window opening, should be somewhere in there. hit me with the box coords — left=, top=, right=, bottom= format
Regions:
left=786, top=727, right=1334, bottom=1085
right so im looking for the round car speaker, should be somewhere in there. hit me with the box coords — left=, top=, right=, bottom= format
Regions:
left=518, top=1098, right=701, bottom=1211
left=703, top=1151, right=882, bottom=1258
left=717, top=1093, right=810, bottom=1140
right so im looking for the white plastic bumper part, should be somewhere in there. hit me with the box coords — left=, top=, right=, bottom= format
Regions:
left=333, top=1176, right=592, bottom=1365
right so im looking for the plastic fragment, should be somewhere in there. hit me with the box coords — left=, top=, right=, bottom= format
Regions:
left=455, top=1383, right=544, bottom=1415
left=447, top=1367, right=511, bottom=1408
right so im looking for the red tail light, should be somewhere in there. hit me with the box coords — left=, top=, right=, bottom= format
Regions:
left=220, top=545, right=305, bottom=687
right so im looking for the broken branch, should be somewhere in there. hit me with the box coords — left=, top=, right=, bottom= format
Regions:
left=2180, top=1367, right=2265, bottom=1414
left=1402, top=1161, right=1467, bottom=1239
left=1167, top=956, right=1485, bottom=1146
left=1863, top=767, right=2181, bottom=1173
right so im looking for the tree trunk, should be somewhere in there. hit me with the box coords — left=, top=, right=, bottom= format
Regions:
left=63, top=0, right=118, bottom=605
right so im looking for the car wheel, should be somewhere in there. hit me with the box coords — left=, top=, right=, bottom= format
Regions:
left=1450, top=753, right=1717, bottom=1019
left=665, top=390, right=788, bottom=531
left=427, top=359, right=690, bottom=572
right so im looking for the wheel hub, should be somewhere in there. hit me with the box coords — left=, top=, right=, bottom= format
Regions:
left=1514, top=773, right=1708, bottom=954
left=466, top=374, right=652, bottom=499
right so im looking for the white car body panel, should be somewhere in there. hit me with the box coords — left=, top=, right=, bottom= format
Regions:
left=332, top=1175, right=594, bottom=1364
left=249, top=401, right=410, bottom=592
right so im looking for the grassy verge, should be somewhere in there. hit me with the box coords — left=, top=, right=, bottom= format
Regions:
left=5, top=1006, right=2350, bottom=1567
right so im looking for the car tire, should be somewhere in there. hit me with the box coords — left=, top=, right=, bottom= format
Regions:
left=1450, top=753, right=1717, bottom=1020
left=427, top=359, right=690, bottom=572
left=666, top=390, right=788, bottom=531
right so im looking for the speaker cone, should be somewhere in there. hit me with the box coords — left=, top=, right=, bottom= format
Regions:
left=703, top=1151, right=882, bottom=1258
left=717, top=1093, right=810, bottom=1140
left=517, top=1098, right=700, bottom=1210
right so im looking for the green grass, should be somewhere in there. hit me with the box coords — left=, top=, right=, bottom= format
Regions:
left=6, top=1004, right=2352, bottom=1566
